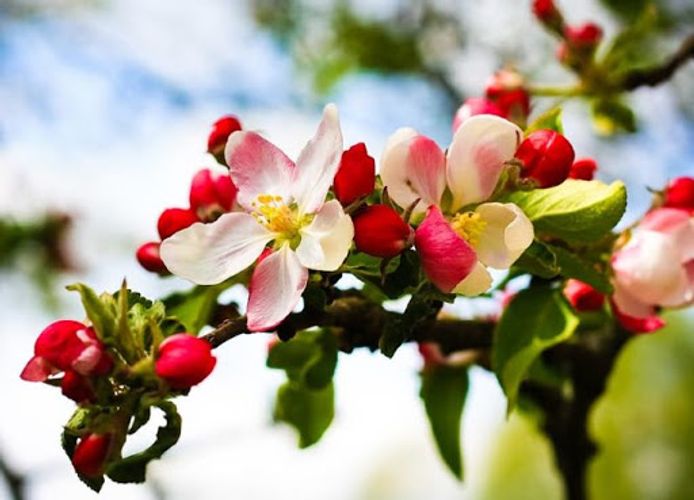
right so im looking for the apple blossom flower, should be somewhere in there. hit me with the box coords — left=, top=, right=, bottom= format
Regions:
left=157, top=208, right=200, bottom=240
left=155, top=334, right=217, bottom=389
left=333, top=142, right=375, bottom=206
left=207, top=115, right=242, bottom=163
left=136, top=241, right=169, bottom=275
left=452, top=97, right=505, bottom=132
left=381, top=115, right=534, bottom=296
left=612, top=207, right=694, bottom=332
left=189, top=168, right=238, bottom=221
left=20, top=320, right=112, bottom=382
left=515, top=129, right=575, bottom=187
left=563, top=279, right=604, bottom=312
left=352, top=204, right=414, bottom=258
left=161, top=105, right=354, bottom=331
left=569, top=157, right=597, bottom=180
left=72, top=433, right=112, bottom=477
left=664, top=176, right=694, bottom=212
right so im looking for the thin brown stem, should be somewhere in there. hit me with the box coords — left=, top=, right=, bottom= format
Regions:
left=621, top=33, right=694, bottom=90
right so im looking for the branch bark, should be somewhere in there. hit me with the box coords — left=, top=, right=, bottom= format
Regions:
left=621, top=33, right=694, bottom=90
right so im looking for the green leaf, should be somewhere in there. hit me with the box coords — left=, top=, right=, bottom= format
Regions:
left=379, top=283, right=446, bottom=358
left=591, top=99, right=637, bottom=135
left=420, top=365, right=469, bottom=480
left=506, top=180, right=627, bottom=242
left=513, top=241, right=560, bottom=279
left=106, top=402, right=182, bottom=484
left=525, top=107, right=563, bottom=134
left=67, top=283, right=117, bottom=342
left=493, top=287, right=579, bottom=412
left=267, top=329, right=338, bottom=390
left=163, top=284, right=226, bottom=334
left=274, top=381, right=335, bottom=448
left=548, top=244, right=614, bottom=294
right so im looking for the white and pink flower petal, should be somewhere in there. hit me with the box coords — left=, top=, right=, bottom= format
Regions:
left=452, top=261, right=494, bottom=296
left=295, top=200, right=354, bottom=271
left=641, top=207, right=694, bottom=261
left=246, top=244, right=309, bottom=332
left=446, top=115, right=522, bottom=210
left=414, top=206, right=477, bottom=293
left=292, top=104, right=344, bottom=214
left=380, top=128, right=446, bottom=212
left=225, top=131, right=295, bottom=211
left=474, top=202, right=534, bottom=269
left=160, top=213, right=273, bottom=285
left=20, top=356, right=56, bottom=382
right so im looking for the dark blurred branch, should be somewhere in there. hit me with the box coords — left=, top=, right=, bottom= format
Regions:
left=621, top=33, right=694, bottom=90
left=0, top=453, right=25, bottom=500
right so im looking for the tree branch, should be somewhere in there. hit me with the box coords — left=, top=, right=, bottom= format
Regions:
left=621, top=33, right=694, bottom=90
left=201, top=294, right=494, bottom=353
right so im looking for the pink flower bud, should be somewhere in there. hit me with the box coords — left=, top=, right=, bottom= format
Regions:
left=207, top=115, right=242, bottom=163
left=452, top=98, right=505, bottom=132
left=515, top=129, right=575, bottom=187
left=72, top=433, right=111, bottom=477
left=61, top=370, right=95, bottom=404
left=333, top=143, right=376, bottom=206
left=189, top=168, right=238, bottom=221
left=21, top=321, right=111, bottom=382
left=485, top=70, right=530, bottom=122
left=157, top=208, right=199, bottom=240
left=532, top=0, right=559, bottom=22
left=569, top=157, right=597, bottom=180
left=155, top=334, right=216, bottom=389
left=563, top=279, right=604, bottom=311
left=664, top=176, right=694, bottom=212
left=136, top=241, right=170, bottom=275
left=564, top=22, right=603, bottom=49
left=352, top=204, right=414, bottom=258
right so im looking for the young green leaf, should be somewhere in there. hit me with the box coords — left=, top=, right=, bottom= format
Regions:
left=525, top=107, right=563, bottom=134
left=506, top=180, right=627, bottom=242
left=67, top=283, right=117, bottom=342
left=514, top=241, right=560, bottom=279
left=267, top=329, right=338, bottom=389
left=548, top=244, right=613, bottom=294
left=420, top=365, right=469, bottom=480
left=274, top=381, right=335, bottom=448
left=493, top=287, right=579, bottom=412
left=163, top=284, right=226, bottom=334
left=106, top=402, right=182, bottom=484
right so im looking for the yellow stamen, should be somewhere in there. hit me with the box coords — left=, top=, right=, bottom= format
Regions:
left=252, top=194, right=312, bottom=248
left=450, top=211, right=487, bottom=247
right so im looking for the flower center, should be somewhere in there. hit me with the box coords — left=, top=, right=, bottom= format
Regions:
left=451, top=211, right=487, bottom=247
left=252, top=194, right=312, bottom=248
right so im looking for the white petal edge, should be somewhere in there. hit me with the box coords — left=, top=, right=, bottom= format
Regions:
left=380, top=127, right=426, bottom=212
left=446, top=115, right=522, bottom=211
left=474, top=202, right=534, bottom=269
left=246, top=244, right=309, bottom=332
left=292, top=104, right=344, bottom=214
left=160, top=213, right=273, bottom=285
left=295, top=199, right=355, bottom=271
left=452, top=262, right=493, bottom=296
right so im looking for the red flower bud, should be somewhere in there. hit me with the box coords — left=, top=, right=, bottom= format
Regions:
left=563, top=279, right=604, bottom=312
left=564, top=22, right=603, bottom=49
left=21, top=321, right=111, bottom=382
left=352, top=204, right=414, bottom=258
left=189, top=169, right=237, bottom=221
left=333, top=143, right=376, bottom=206
left=207, top=115, right=242, bottom=163
left=611, top=301, right=666, bottom=334
left=72, top=433, right=111, bottom=477
left=157, top=208, right=199, bottom=240
left=532, top=0, right=558, bottom=22
left=136, top=241, right=169, bottom=275
left=485, top=70, right=530, bottom=122
left=61, top=370, right=95, bottom=404
left=664, top=176, right=694, bottom=212
left=515, top=129, right=575, bottom=188
left=452, top=98, right=505, bottom=132
left=569, top=157, right=597, bottom=180
left=155, top=334, right=216, bottom=389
